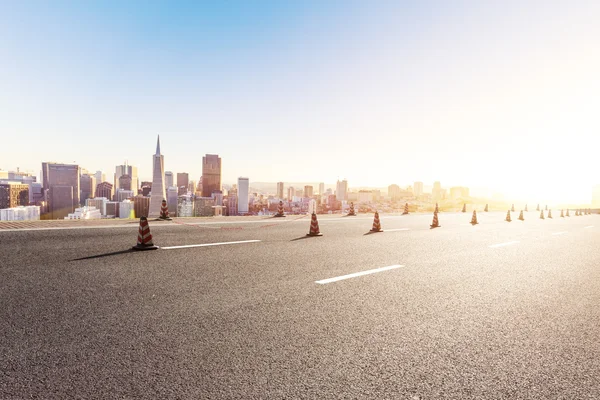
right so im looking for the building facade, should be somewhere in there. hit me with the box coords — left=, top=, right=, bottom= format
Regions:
left=42, top=162, right=80, bottom=219
left=0, top=182, right=30, bottom=209
left=177, top=173, right=189, bottom=195
left=202, top=154, right=222, bottom=197
left=96, top=182, right=114, bottom=201
left=304, top=185, right=314, bottom=198
left=277, top=182, right=285, bottom=199
left=237, top=177, right=249, bottom=214
left=336, top=179, right=348, bottom=201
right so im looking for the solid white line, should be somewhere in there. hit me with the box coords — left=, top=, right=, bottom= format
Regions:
left=315, top=265, right=405, bottom=284
left=584, top=226, right=594, bottom=229
left=384, top=228, right=410, bottom=232
left=161, top=240, right=261, bottom=250
left=489, top=241, right=520, bottom=248
left=552, top=231, right=568, bottom=236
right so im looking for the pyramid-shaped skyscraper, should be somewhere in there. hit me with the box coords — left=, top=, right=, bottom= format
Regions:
left=148, top=135, right=166, bottom=218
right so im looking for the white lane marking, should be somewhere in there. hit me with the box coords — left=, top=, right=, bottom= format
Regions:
left=315, top=265, right=405, bottom=284
left=552, top=231, right=568, bottom=236
left=489, top=241, right=520, bottom=248
left=584, top=226, right=594, bottom=229
left=384, top=228, right=410, bottom=232
left=161, top=240, right=261, bottom=250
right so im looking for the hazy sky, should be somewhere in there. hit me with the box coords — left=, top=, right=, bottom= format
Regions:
left=1, top=1, right=599, bottom=203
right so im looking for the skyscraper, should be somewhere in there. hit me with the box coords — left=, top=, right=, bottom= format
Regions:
left=114, top=163, right=138, bottom=193
left=165, top=171, right=174, bottom=188
left=335, top=179, right=348, bottom=201
left=202, top=154, right=222, bottom=197
left=80, top=173, right=96, bottom=204
left=277, top=182, right=285, bottom=200
left=237, top=177, right=249, bottom=214
left=414, top=182, right=424, bottom=197
left=118, top=175, right=132, bottom=191
left=95, top=182, right=113, bottom=200
left=41, top=162, right=80, bottom=219
left=287, top=186, right=295, bottom=200
left=319, top=182, right=325, bottom=195
left=304, top=185, right=314, bottom=198
left=94, top=171, right=105, bottom=186
left=148, top=135, right=167, bottom=218
left=177, top=173, right=189, bottom=195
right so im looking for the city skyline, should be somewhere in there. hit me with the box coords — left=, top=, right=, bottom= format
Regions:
left=2, top=2, right=600, bottom=203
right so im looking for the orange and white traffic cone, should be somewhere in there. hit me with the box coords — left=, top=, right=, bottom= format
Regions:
left=506, top=210, right=512, bottom=222
left=511, top=204, right=515, bottom=212
left=307, top=212, right=323, bottom=236
left=560, top=209, right=564, bottom=218
left=462, top=204, right=467, bottom=213
left=275, top=201, right=285, bottom=217
left=347, top=202, right=356, bottom=216
left=548, top=209, right=553, bottom=219
left=540, top=210, right=545, bottom=220
left=484, top=204, right=489, bottom=212
left=132, top=217, right=159, bottom=251
left=402, top=203, right=409, bottom=215
left=566, top=209, right=570, bottom=217
left=430, top=211, right=441, bottom=229
left=157, top=199, right=172, bottom=221
left=470, top=210, right=478, bottom=225
left=370, top=211, right=383, bottom=232
left=518, top=210, right=524, bottom=221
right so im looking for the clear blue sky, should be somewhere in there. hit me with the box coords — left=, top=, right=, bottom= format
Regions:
left=1, top=1, right=599, bottom=203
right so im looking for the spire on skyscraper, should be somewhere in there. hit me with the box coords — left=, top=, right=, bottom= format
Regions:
left=156, top=135, right=161, bottom=155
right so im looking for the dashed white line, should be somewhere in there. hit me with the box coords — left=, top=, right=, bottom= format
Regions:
left=552, top=231, right=568, bottom=236
left=315, top=265, right=405, bottom=284
left=161, top=239, right=261, bottom=250
left=384, top=228, right=410, bottom=232
left=489, top=241, right=520, bottom=248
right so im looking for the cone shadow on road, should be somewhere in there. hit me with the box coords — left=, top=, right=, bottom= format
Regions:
left=70, top=249, right=135, bottom=261
left=363, top=231, right=382, bottom=235
left=290, top=236, right=316, bottom=241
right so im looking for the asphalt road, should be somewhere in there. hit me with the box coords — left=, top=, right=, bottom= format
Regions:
left=1, top=211, right=599, bottom=399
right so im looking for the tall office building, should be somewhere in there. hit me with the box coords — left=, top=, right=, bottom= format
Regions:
left=432, top=181, right=442, bottom=201
left=148, top=135, right=166, bottom=218
left=96, top=182, right=113, bottom=200
left=237, top=177, right=249, bottom=214
left=177, top=173, right=189, bottom=195
left=80, top=174, right=96, bottom=204
left=41, top=162, right=80, bottom=219
left=94, top=171, right=105, bottom=186
left=118, top=175, right=132, bottom=191
left=227, top=188, right=238, bottom=216
left=277, top=182, right=285, bottom=200
left=414, top=182, right=424, bottom=197
left=166, top=186, right=178, bottom=217
left=287, top=186, right=295, bottom=200
left=0, top=182, right=30, bottom=209
left=335, top=179, right=348, bottom=201
left=114, top=163, right=139, bottom=193
left=202, top=154, right=222, bottom=197
left=319, top=182, right=325, bottom=195
left=304, top=185, right=314, bottom=198
left=165, top=171, right=174, bottom=188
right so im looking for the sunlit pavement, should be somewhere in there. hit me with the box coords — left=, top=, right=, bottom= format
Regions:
left=1, top=211, right=599, bottom=398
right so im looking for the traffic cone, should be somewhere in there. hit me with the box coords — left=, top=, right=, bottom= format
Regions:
left=536, top=204, right=540, bottom=211
left=157, top=199, right=172, bottom=221
left=548, top=209, right=553, bottom=219
left=132, top=217, right=159, bottom=251
left=566, top=209, right=570, bottom=217
left=347, top=202, right=356, bottom=216
left=484, top=204, right=489, bottom=212
left=576, top=209, right=580, bottom=216
left=435, top=203, right=439, bottom=213
left=540, top=210, right=545, bottom=220
left=462, top=204, right=467, bottom=213
left=307, top=212, right=323, bottom=236
left=560, top=209, right=564, bottom=218
left=370, top=211, right=383, bottom=232
left=470, top=210, right=478, bottom=225
left=274, top=201, right=286, bottom=217
left=511, top=204, right=515, bottom=212
left=430, top=211, right=441, bottom=229
left=518, top=210, right=524, bottom=221
left=402, top=203, right=409, bottom=215
left=505, top=210, right=512, bottom=222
